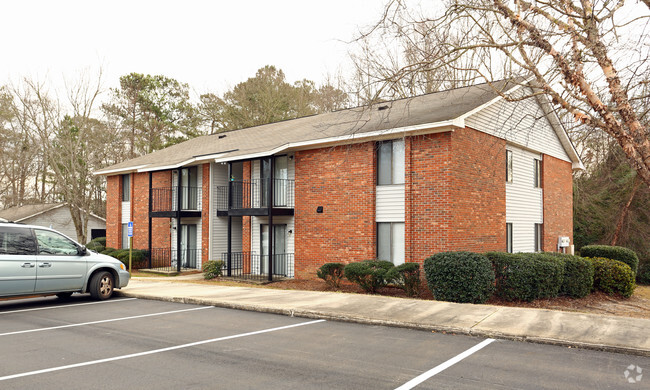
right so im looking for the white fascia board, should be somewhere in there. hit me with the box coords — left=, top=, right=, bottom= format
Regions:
left=137, top=153, right=229, bottom=173
left=213, top=120, right=461, bottom=163
left=457, top=80, right=530, bottom=121
left=93, top=165, right=150, bottom=176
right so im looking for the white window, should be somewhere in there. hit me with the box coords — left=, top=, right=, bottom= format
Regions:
left=377, top=139, right=405, bottom=185
left=534, top=159, right=542, bottom=188
left=377, top=222, right=405, bottom=265
left=534, top=223, right=543, bottom=252
left=506, top=223, right=513, bottom=253
left=506, top=150, right=513, bottom=183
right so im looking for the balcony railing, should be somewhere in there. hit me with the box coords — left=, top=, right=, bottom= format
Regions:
left=221, top=252, right=294, bottom=281
left=151, top=186, right=202, bottom=212
left=150, top=248, right=202, bottom=272
left=216, top=179, right=294, bottom=212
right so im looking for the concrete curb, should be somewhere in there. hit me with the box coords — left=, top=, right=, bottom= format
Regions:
left=115, top=290, right=650, bottom=357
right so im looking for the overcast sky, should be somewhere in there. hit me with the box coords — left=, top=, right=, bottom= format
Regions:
left=1, top=0, right=387, bottom=95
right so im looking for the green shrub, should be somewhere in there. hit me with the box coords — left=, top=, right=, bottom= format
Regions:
left=101, top=247, right=117, bottom=255
left=485, top=252, right=564, bottom=302
left=638, top=262, right=650, bottom=285
left=203, top=260, right=225, bottom=280
left=316, top=263, right=345, bottom=289
left=344, top=260, right=394, bottom=293
left=424, top=252, right=495, bottom=304
left=544, top=252, right=594, bottom=298
left=580, top=245, right=639, bottom=274
left=86, top=237, right=106, bottom=253
left=107, top=248, right=148, bottom=269
left=589, top=257, right=636, bottom=298
left=386, top=262, right=421, bottom=297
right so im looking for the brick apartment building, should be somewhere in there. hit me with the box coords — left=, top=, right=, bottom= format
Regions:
left=95, top=80, right=583, bottom=280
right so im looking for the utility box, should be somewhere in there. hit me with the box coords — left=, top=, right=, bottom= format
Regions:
left=558, top=236, right=571, bottom=248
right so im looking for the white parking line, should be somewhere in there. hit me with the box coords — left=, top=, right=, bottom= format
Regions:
left=0, top=306, right=212, bottom=337
left=394, top=338, right=496, bottom=390
left=0, top=298, right=137, bottom=315
left=0, top=319, right=326, bottom=382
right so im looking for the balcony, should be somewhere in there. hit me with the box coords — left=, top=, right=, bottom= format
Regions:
left=216, top=179, right=294, bottom=216
left=151, top=186, right=202, bottom=218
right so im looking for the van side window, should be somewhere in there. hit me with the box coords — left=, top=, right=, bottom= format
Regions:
left=0, top=227, right=37, bottom=255
left=34, top=230, right=79, bottom=255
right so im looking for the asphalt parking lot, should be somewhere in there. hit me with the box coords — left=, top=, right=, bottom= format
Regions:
left=0, top=296, right=647, bottom=389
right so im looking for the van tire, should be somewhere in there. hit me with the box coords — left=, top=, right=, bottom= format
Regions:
left=89, top=271, right=114, bottom=300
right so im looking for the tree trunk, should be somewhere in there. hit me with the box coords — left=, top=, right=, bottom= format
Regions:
left=611, top=174, right=642, bottom=246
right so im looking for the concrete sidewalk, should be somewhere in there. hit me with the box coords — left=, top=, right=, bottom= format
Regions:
left=116, top=276, right=650, bottom=357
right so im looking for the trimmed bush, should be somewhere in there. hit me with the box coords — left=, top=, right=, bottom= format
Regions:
left=344, top=260, right=394, bottom=293
left=580, top=245, right=639, bottom=274
left=101, top=247, right=117, bottom=256
left=86, top=237, right=106, bottom=252
left=203, top=260, right=225, bottom=280
left=386, top=262, right=421, bottom=297
left=107, top=248, right=148, bottom=269
left=316, top=263, right=345, bottom=289
left=589, top=257, right=636, bottom=298
left=424, top=252, right=495, bottom=304
left=544, top=252, right=594, bottom=298
left=485, top=252, right=564, bottom=302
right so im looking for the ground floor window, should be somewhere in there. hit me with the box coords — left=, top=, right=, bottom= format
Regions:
left=506, top=223, right=513, bottom=253
left=534, top=223, right=543, bottom=252
left=377, top=222, right=405, bottom=265
left=121, top=223, right=129, bottom=249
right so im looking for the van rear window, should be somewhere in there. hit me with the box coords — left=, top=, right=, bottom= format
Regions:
left=0, top=227, right=37, bottom=255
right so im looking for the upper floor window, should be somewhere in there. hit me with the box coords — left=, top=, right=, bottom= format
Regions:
left=534, top=158, right=542, bottom=188
left=122, top=174, right=130, bottom=202
left=378, top=139, right=405, bottom=185
left=506, top=150, right=513, bottom=183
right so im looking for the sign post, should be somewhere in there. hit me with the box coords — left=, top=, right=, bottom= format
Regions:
left=127, top=221, right=134, bottom=275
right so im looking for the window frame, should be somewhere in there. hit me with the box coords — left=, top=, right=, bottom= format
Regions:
left=506, top=223, right=513, bottom=253
left=506, top=150, right=513, bottom=183
left=534, top=158, right=542, bottom=188
left=377, top=139, right=405, bottom=186
left=122, top=174, right=130, bottom=202
left=377, top=222, right=405, bottom=265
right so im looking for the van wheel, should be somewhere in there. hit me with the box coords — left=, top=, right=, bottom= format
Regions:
left=90, top=271, right=114, bottom=300
left=56, top=292, right=73, bottom=299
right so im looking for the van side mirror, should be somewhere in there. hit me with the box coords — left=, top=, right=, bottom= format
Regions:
left=78, top=246, right=88, bottom=256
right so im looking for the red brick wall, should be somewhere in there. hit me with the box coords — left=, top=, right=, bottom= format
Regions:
left=201, top=163, right=210, bottom=264
left=294, top=142, right=376, bottom=278
left=106, top=175, right=121, bottom=249
left=132, top=172, right=149, bottom=249
left=449, top=128, right=506, bottom=253
left=542, top=155, right=573, bottom=251
left=406, top=132, right=453, bottom=263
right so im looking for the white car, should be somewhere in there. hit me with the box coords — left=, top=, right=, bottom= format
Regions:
left=0, top=222, right=130, bottom=300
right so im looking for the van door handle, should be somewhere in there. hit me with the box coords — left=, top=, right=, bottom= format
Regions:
left=21, top=262, right=35, bottom=268
left=38, top=263, right=52, bottom=268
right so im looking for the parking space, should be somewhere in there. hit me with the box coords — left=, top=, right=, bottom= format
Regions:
left=0, top=297, right=646, bottom=389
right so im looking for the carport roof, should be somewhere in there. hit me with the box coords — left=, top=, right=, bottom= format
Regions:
left=94, top=79, right=524, bottom=176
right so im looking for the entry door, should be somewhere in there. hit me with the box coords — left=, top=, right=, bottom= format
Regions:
left=180, top=224, right=197, bottom=269
left=181, top=167, right=198, bottom=210
left=260, top=224, right=286, bottom=275
left=0, top=226, right=38, bottom=295
left=33, top=229, right=86, bottom=293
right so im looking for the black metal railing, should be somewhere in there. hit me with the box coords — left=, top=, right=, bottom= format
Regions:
left=220, top=252, right=294, bottom=281
left=216, top=179, right=294, bottom=212
left=150, top=248, right=202, bottom=272
left=151, top=186, right=202, bottom=212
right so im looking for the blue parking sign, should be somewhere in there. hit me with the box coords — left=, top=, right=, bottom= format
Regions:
left=127, top=221, right=133, bottom=237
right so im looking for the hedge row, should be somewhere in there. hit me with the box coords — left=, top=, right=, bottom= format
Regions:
left=101, top=247, right=149, bottom=269
left=580, top=245, right=639, bottom=274
left=424, top=252, right=494, bottom=303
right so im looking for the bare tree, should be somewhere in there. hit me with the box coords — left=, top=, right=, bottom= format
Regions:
left=354, top=0, right=650, bottom=187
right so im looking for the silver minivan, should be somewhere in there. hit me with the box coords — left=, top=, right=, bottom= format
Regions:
left=0, top=222, right=130, bottom=300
